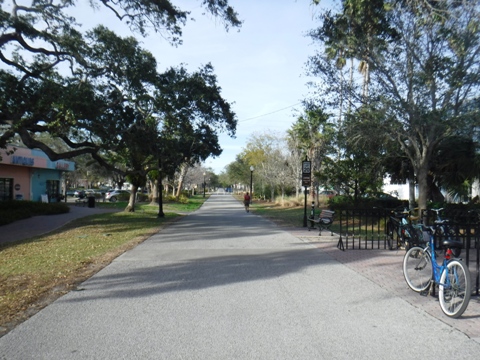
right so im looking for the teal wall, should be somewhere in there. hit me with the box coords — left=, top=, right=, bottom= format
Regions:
left=31, top=169, right=62, bottom=202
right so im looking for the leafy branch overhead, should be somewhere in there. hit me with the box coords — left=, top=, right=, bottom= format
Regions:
left=0, top=0, right=240, bottom=173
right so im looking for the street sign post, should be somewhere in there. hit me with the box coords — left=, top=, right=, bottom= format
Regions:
left=302, top=159, right=311, bottom=227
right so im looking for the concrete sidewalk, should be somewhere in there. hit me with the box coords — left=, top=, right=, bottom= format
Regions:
left=0, top=204, right=120, bottom=245
left=1, top=196, right=479, bottom=359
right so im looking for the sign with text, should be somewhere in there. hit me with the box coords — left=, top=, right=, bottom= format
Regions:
left=302, top=160, right=311, bottom=187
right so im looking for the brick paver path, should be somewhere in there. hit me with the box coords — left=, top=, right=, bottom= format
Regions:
left=285, top=228, right=480, bottom=344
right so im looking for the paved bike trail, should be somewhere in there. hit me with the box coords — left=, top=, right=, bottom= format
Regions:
left=1, top=195, right=479, bottom=359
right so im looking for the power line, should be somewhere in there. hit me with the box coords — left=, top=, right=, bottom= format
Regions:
left=238, top=102, right=302, bottom=123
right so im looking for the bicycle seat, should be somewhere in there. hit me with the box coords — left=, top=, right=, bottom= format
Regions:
left=442, top=239, right=463, bottom=249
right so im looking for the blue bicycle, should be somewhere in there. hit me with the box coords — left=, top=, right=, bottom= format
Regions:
left=402, top=225, right=471, bottom=318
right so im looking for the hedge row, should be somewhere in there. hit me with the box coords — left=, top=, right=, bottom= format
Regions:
left=0, top=201, right=70, bottom=226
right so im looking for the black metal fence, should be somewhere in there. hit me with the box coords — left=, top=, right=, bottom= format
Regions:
left=335, top=208, right=480, bottom=295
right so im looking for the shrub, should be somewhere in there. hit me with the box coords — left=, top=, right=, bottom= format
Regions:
left=177, top=194, right=189, bottom=204
left=273, top=196, right=303, bottom=207
left=427, top=202, right=480, bottom=223
left=327, top=195, right=408, bottom=210
left=327, top=195, right=355, bottom=210
left=136, top=193, right=149, bottom=202
left=118, top=192, right=130, bottom=201
left=0, top=201, right=69, bottom=226
left=164, top=194, right=189, bottom=204
left=178, top=190, right=191, bottom=198
left=0, top=209, right=28, bottom=226
left=165, top=195, right=176, bottom=202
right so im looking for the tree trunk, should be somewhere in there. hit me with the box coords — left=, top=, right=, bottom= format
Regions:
left=348, top=58, right=353, bottom=115
left=353, top=179, right=359, bottom=204
left=338, top=65, right=343, bottom=128
left=125, top=184, right=137, bottom=212
left=408, top=176, right=416, bottom=210
left=150, top=180, right=159, bottom=206
left=427, top=173, right=445, bottom=203
left=175, top=164, right=188, bottom=198
left=416, top=162, right=429, bottom=212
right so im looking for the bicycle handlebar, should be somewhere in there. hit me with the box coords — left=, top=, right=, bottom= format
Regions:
left=434, top=219, right=451, bottom=224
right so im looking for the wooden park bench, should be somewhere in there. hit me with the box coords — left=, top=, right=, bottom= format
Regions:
left=308, top=209, right=335, bottom=236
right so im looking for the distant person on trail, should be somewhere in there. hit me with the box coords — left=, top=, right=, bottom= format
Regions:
left=244, top=192, right=251, bottom=213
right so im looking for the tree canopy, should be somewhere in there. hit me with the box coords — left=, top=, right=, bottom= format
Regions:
left=0, top=0, right=240, bottom=169
left=307, top=0, right=480, bottom=209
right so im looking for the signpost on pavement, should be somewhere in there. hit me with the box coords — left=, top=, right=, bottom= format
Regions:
left=302, top=158, right=311, bottom=227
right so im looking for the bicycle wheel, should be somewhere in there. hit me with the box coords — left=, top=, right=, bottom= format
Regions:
left=403, top=246, right=432, bottom=292
left=438, top=259, right=471, bottom=318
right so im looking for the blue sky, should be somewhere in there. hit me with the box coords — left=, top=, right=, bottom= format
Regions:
left=78, top=0, right=335, bottom=173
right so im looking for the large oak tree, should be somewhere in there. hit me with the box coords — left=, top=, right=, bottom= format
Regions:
left=0, top=0, right=240, bottom=161
left=308, top=0, right=480, bottom=210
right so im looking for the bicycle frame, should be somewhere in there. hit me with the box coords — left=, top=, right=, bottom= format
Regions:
left=403, top=226, right=472, bottom=317
left=388, top=213, right=409, bottom=238
left=389, top=216, right=403, bottom=236
left=423, top=233, right=451, bottom=289
left=429, top=208, right=462, bottom=257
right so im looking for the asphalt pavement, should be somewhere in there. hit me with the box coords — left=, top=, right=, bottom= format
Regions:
left=1, top=195, right=479, bottom=359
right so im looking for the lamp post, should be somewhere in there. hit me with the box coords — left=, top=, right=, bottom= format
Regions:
left=250, top=166, right=254, bottom=204
left=157, top=157, right=164, bottom=218
left=203, top=172, right=206, bottom=198
left=64, top=179, right=68, bottom=203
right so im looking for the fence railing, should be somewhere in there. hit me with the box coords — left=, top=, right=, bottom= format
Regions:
left=335, top=208, right=479, bottom=295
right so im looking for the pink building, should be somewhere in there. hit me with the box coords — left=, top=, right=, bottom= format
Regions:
left=0, top=146, right=75, bottom=202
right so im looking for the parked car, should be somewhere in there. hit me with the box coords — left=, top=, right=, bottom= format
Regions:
left=319, top=190, right=336, bottom=199
left=105, top=189, right=130, bottom=202
left=66, top=189, right=76, bottom=197
left=74, top=190, right=86, bottom=198
left=363, top=192, right=403, bottom=208
left=364, top=192, right=397, bottom=200
left=99, top=188, right=113, bottom=196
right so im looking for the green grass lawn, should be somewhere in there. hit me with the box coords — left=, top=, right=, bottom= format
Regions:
left=249, top=199, right=342, bottom=233
left=251, top=202, right=307, bottom=227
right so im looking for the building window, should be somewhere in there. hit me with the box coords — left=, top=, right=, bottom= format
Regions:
left=0, top=178, right=13, bottom=201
